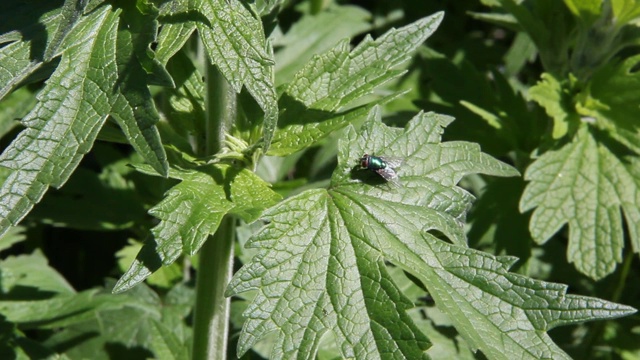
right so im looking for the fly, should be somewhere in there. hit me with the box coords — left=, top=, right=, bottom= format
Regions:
left=360, top=154, right=403, bottom=183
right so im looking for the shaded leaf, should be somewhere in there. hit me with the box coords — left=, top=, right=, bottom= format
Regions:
left=520, top=126, right=640, bottom=279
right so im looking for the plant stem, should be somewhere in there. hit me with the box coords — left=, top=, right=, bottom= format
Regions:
left=191, top=64, right=236, bottom=360
left=192, top=216, right=235, bottom=360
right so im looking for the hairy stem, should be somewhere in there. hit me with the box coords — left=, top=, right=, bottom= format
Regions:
left=191, top=64, right=236, bottom=360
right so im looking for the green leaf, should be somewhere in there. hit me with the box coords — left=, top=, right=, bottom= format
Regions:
left=274, top=4, right=371, bottom=85
left=44, top=0, right=87, bottom=60
left=194, top=0, right=278, bottom=151
left=529, top=73, right=579, bottom=139
left=0, top=2, right=64, bottom=100
left=162, top=51, right=206, bottom=150
left=114, top=164, right=281, bottom=292
left=148, top=319, right=190, bottom=360
left=0, top=7, right=117, bottom=238
left=407, top=231, right=634, bottom=360
left=0, top=5, right=169, bottom=238
left=41, top=282, right=172, bottom=360
left=156, top=0, right=196, bottom=64
left=116, top=240, right=183, bottom=289
left=231, top=110, right=593, bottom=359
left=612, top=0, right=640, bottom=25
left=580, top=54, right=640, bottom=153
left=268, top=12, right=444, bottom=156
left=1, top=250, right=75, bottom=296
left=0, top=225, right=25, bottom=252
left=563, top=0, right=603, bottom=25
left=0, top=86, right=36, bottom=140
left=493, top=0, right=574, bottom=74
left=520, top=126, right=640, bottom=279
left=109, top=2, right=169, bottom=174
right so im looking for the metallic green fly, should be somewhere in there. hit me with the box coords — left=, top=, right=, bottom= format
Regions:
left=359, top=154, right=403, bottom=183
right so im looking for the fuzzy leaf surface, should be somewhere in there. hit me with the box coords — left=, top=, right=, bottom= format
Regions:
left=232, top=109, right=623, bottom=360
left=520, top=126, right=640, bottom=279
left=114, top=164, right=281, bottom=292
left=268, top=12, right=444, bottom=156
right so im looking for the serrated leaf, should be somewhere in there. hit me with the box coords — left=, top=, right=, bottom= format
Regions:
left=0, top=5, right=169, bottom=238
left=520, top=126, right=640, bottom=279
left=268, top=92, right=402, bottom=156
left=407, top=231, right=634, bottom=360
left=109, top=2, right=169, bottom=174
left=268, top=12, right=444, bottom=156
left=0, top=2, right=64, bottom=100
left=114, top=164, right=281, bottom=292
left=227, top=109, right=531, bottom=359
left=116, top=240, right=183, bottom=289
left=529, top=73, right=579, bottom=139
left=581, top=54, right=640, bottom=152
left=194, top=0, right=278, bottom=151
left=156, top=0, right=197, bottom=64
left=0, top=7, right=116, bottom=237
left=274, top=5, right=371, bottom=85
left=284, top=13, right=443, bottom=111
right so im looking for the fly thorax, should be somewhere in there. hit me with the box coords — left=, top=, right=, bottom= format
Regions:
left=369, top=156, right=386, bottom=170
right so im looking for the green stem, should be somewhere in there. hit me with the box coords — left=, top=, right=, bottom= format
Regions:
left=191, top=216, right=235, bottom=360
left=191, top=64, right=236, bottom=360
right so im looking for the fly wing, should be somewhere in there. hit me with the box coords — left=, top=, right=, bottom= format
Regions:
left=379, top=156, right=403, bottom=169
left=375, top=167, right=399, bottom=181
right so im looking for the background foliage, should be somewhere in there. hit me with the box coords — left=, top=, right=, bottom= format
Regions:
left=0, top=0, right=639, bottom=359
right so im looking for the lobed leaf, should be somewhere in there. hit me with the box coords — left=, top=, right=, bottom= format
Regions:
left=229, top=109, right=589, bottom=359
left=0, top=6, right=118, bottom=238
left=520, top=126, right=640, bottom=279
left=269, top=12, right=444, bottom=156
left=274, top=5, right=371, bottom=85
left=194, top=0, right=278, bottom=151
left=114, top=164, right=281, bottom=293
left=529, top=73, right=578, bottom=139
left=229, top=109, right=634, bottom=358
left=0, top=4, right=169, bottom=238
